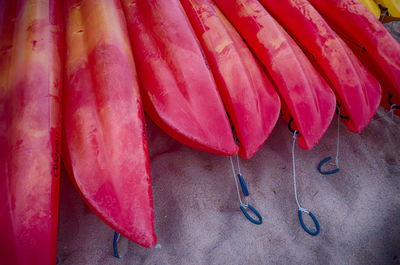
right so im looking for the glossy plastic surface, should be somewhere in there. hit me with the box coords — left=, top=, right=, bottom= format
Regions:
left=259, top=0, right=382, bottom=133
left=0, top=0, right=62, bottom=264
left=179, top=0, right=281, bottom=158
left=63, top=0, right=156, bottom=248
left=359, top=0, right=381, bottom=18
left=214, top=0, right=336, bottom=150
left=121, top=0, right=238, bottom=156
left=308, top=0, right=400, bottom=115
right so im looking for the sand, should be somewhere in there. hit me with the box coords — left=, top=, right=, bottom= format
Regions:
left=57, top=22, right=400, bottom=265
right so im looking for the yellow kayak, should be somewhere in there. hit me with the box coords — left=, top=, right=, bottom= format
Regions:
left=359, top=0, right=381, bottom=18
left=375, top=0, right=400, bottom=17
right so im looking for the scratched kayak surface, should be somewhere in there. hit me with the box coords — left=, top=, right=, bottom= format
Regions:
left=179, top=0, right=281, bottom=159
left=63, top=0, right=156, bottom=248
left=122, top=0, right=238, bottom=156
left=259, top=0, right=381, bottom=133
left=214, top=0, right=336, bottom=150
left=0, top=0, right=63, bottom=264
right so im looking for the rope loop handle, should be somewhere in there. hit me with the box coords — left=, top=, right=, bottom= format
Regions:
left=298, top=209, right=320, bottom=236
left=230, top=155, right=262, bottom=225
left=318, top=105, right=341, bottom=175
left=240, top=204, right=263, bottom=225
left=113, top=232, right=121, bottom=259
left=318, top=157, right=340, bottom=175
left=292, top=130, right=320, bottom=236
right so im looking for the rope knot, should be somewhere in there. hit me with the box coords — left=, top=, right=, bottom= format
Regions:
left=293, top=131, right=298, bottom=140
left=299, top=207, right=309, bottom=214
left=389, top=104, right=397, bottom=119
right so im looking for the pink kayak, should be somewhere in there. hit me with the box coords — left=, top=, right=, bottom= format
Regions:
left=214, top=0, right=336, bottom=150
left=63, top=0, right=156, bottom=248
left=0, top=0, right=63, bottom=264
left=121, top=0, right=238, bottom=156
left=179, top=0, right=281, bottom=158
left=259, top=0, right=381, bottom=133
left=308, top=0, right=400, bottom=115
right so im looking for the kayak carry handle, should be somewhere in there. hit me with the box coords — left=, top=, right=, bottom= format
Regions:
left=240, top=204, right=263, bottom=225
left=318, top=157, right=339, bottom=175
left=237, top=173, right=249, bottom=197
left=298, top=209, right=320, bottom=236
left=230, top=156, right=262, bottom=225
left=113, top=232, right=121, bottom=259
left=288, top=117, right=301, bottom=136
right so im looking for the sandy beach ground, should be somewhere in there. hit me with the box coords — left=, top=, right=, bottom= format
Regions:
left=57, top=22, right=400, bottom=265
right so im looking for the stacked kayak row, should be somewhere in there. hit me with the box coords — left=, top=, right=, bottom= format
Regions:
left=1, top=0, right=399, bottom=264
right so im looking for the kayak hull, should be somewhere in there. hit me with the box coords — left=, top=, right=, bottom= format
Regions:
left=308, top=0, right=400, bottom=116
left=259, top=0, right=381, bottom=133
left=360, top=0, right=381, bottom=18
left=63, top=0, right=156, bottom=248
left=214, top=0, right=336, bottom=150
left=0, top=0, right=63, bottom=264
left=180, top=0, right=281, bottom=158
left=122, top=0, right=238, bottom=156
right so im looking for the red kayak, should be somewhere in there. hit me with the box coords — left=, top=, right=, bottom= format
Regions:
left=214, top=0, right=336, bottom=150
left=0, top=0, right=62, bottom=264
left=307, top=0, right=400, bottom=115
left=259, top=0, right=381, bottom=133
left=121, top=0, right=238, bottom=156
left=179, top=0, right=281, bottom=158
left=63, top=0, right=156, bottom=248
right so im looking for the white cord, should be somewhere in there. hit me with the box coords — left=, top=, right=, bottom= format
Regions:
left=372, top=104, right=397, bottom=121
left=236, top=154, right=242, bottom=176
left=230, top=156, right=247, bottom=207
left=292, top=132, right=308, bottom=213
left=335, top=108, right=341, bottom=167
left=390, top=104, right=396, bottom=120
